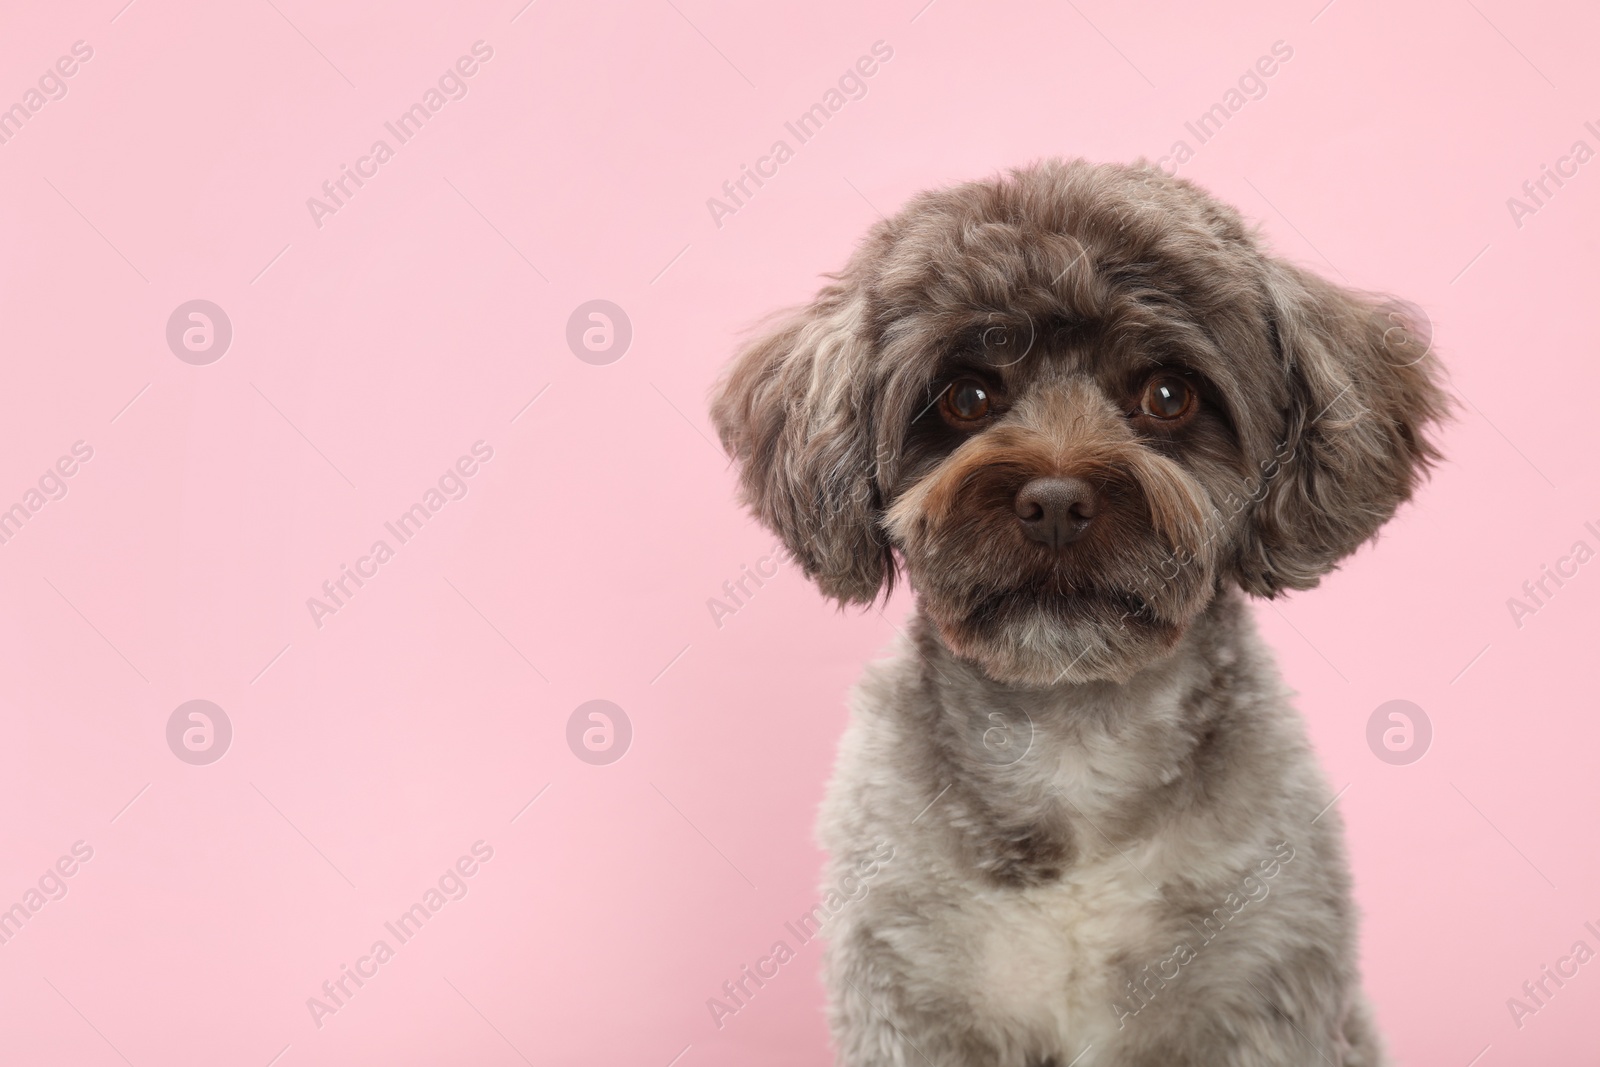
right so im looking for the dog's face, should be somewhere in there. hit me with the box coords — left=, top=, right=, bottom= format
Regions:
left=712, top=161, right=1446, bottom=686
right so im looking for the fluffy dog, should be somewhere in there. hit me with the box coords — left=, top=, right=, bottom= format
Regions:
left=710, top=159, right=1445, bottom=1065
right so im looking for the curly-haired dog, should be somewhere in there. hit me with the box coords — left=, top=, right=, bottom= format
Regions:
left=710, top=159, right=1445, bottom=1066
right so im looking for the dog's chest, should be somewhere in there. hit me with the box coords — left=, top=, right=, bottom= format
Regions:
left=951, top=855, right=1163, bottom=1047
left=918, top=715, right=1187, bottom=1048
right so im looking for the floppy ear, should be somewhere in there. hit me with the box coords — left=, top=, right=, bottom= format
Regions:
left=1235, top=259, right=1450, bottom=597
left=710, top=285, right=892, bottom=605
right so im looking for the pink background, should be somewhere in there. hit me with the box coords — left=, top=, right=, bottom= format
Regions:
left=0, top=0, right=1596, bottom=1063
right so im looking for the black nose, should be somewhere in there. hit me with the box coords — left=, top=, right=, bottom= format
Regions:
left=1015, top=477, right=1098, bottom=548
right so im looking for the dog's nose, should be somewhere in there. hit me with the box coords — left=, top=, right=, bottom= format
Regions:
left=1015, top=477, right=1098, bottom=548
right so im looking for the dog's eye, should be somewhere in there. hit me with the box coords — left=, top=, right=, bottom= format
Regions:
left=1138, top=376, right=1195, bottom=421
left=940, top=379, right=992, bottom=424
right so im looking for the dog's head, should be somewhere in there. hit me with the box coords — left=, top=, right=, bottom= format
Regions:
left=711, top=160, right=1447, bottom=686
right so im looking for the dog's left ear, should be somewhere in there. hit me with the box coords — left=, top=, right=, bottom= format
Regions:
left=1235, top=258, right=1450, bottom=597
left=709, top=286, right=892, bottom=605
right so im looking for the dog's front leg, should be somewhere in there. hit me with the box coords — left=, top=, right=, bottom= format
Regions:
left=829, top=979, right=1000, bottom=1066
left=1108, top=981, right=1384, bottom=1067
left=824, top=931, right=1010, bottom=1067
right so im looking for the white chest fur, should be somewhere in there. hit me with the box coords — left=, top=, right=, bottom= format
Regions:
left=965, top=857, right=1165, bottom=1051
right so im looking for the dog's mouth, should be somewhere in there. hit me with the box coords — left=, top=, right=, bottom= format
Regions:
left=967, top=582, right=1158, bottom=633
left=914, top=567, right=1198, bottom=686
left=893, top=492, right=1219, bottom=685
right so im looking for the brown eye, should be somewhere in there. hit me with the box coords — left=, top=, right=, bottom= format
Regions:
left=1139, top=375, right=1195, bottom=421
left=940, top=379, right=992, bottom=424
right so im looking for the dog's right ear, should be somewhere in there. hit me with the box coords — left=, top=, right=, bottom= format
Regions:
left=710, top=285, right=891, bottom=605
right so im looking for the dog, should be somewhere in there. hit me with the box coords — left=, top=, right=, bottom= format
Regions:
left=710, top=159, right=1445, bottom=1065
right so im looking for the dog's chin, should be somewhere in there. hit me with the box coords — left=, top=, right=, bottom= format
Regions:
left=925, top=587, right=1192, bottom=688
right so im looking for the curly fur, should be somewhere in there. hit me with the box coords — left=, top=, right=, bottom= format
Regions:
left=710, top=159, right=1447, bottom=1065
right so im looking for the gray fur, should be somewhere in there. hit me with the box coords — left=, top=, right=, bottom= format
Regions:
left=710, top=160, right=1446, bottom=1064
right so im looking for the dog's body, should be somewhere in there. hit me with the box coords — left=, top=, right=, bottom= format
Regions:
left=711, top=160, right=1444, bottom=1064
left=819, top=594, right=1379, bottom=1064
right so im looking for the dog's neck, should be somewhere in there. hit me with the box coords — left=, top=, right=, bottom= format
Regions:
left=907, top=586, right=1245, bottom=722
left=896, top=590, right=1260, bottom=883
